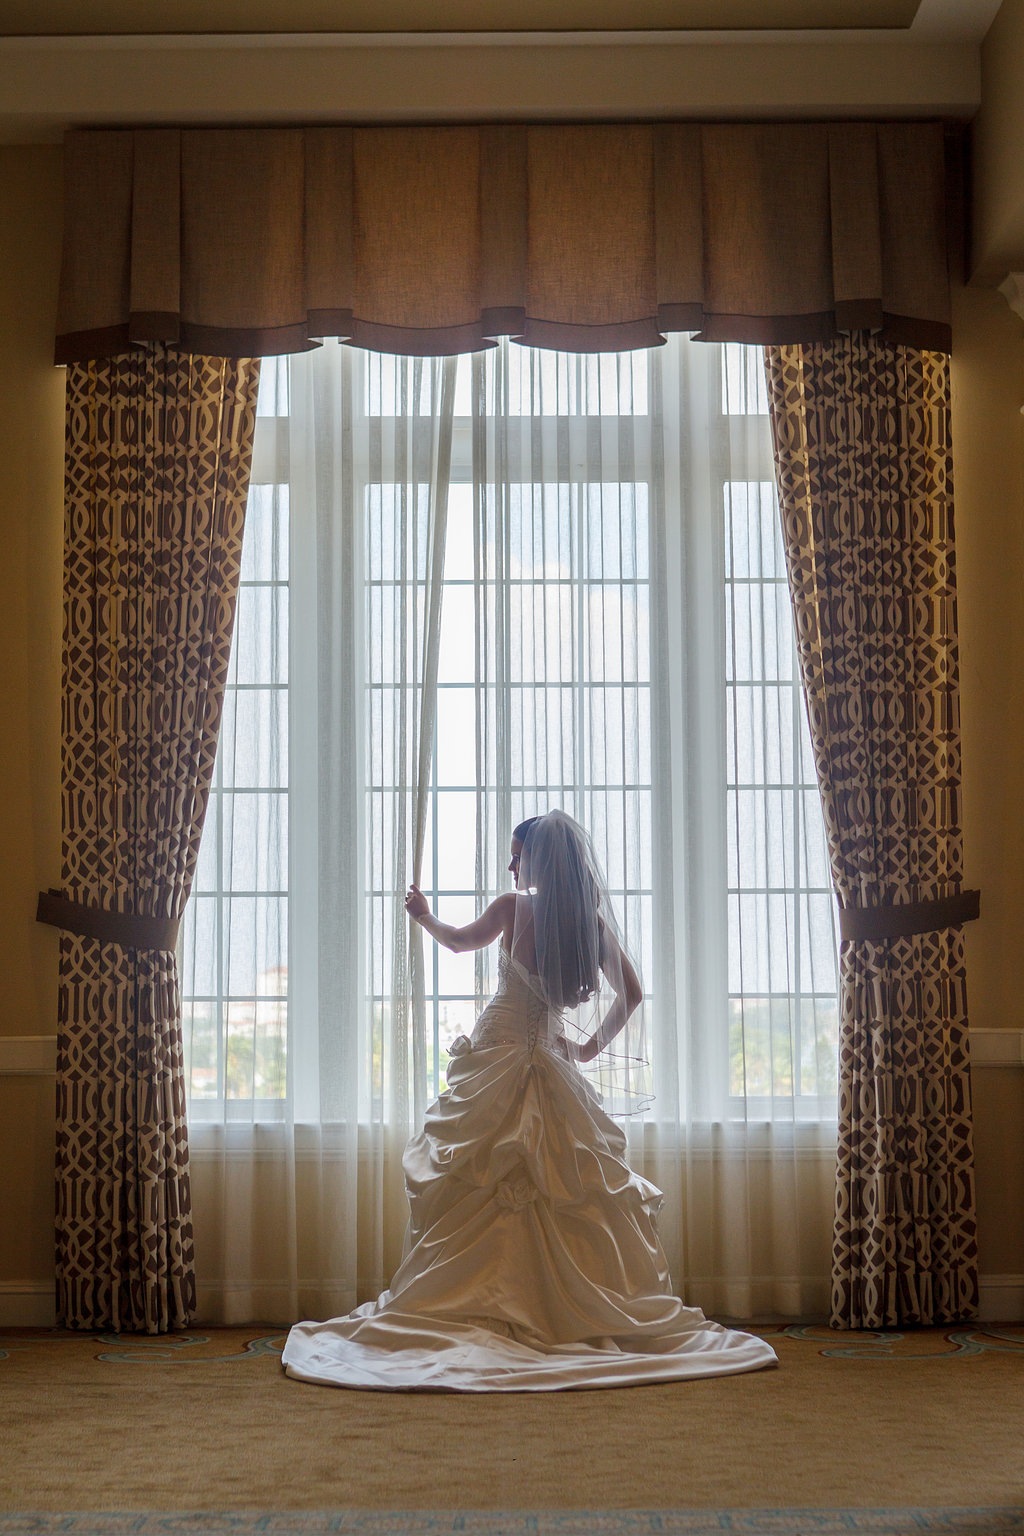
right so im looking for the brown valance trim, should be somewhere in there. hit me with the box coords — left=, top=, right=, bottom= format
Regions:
left=55, top=121, right=955, bottom=362
left=54, top=319, right=324, bottom=367
left=838, top=889, right=981, bottom=943
left=36, top=889, right=181, bottom=952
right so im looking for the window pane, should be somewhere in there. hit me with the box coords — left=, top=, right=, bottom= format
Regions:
left=509, top=485, right=572, bottom=578
left=444, top=486, right=475, bottom=580
left=727, top=684, right=798, bottom=785
left=219, top=688, right=288, bottom=790
left=183, top=895, right=219, bottom=997
left=505, top=347, right=649, bottom=416
left=586, top=685, right=650, bottom=787
left=256, top=355, right=290, bottom=416
left=724, top=481, right=786, bottom=579
left=729, top=997, right=798, bottom=1098
left=436, top=584, right=475, bottom=685
left=436, top=687, right=478, bottom=786
left=223, top=998, right=288, bottom=1100
left=193, top=798, right=220, bottom=895
left=368, top=584, right=427, bottom=688
left=221, top=791, right=288, bottom=892
left=726, top=580, right=795, bottom=684
left=510, top=582, right=575, bottom=684
left=584, top=583, right=649, bottom=683
left=435, top=792, right=477, bottom=891
left=721, top=343, right=769, bottom=416
left=366, top=354, right=446, bottom=417
left=800, top=788, right=833, bottom=889
left=230, top=585, right=287, bottom=686
left=241, top=485, right=289, bottom=582
left=512, top=684, right=576, bottom=788
left=729, top=787, right=795, bottom=891
left=367, top=484, right=430, bottom=582
left=584, top=789, right=651, bottom=890
left=183, top=999, right=219, bottom=1099
left=583, top=483, right=649, bottom=580
left=224, top=895, right=287, bottom=997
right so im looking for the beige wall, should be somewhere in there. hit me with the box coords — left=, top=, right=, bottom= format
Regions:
left=952, top=279, right=1024, bottom=1278
left=0, top=145, right=64, bottom=1297
left=959, top=0, right=1024, bottom=1282
left=4, top=22, right=1024, bottom=1304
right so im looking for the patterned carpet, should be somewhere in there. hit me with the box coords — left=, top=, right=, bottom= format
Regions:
left=3, top=1325, right=1023, bottom=1533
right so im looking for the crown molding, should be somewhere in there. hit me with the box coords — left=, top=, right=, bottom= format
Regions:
left=0, top=0, right=1001, bottom=45
left=0, top=28, right=953, bottom=48
left=0, top=34, right=980, bottom=144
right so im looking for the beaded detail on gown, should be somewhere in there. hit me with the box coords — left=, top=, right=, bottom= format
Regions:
left=282, top=948, right=777, bottom=1391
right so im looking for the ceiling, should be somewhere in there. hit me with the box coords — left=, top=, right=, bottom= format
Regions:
left=0, top=0, right=1003, bottom=41
left=0, top=0, right=919, bottom=34
left=0, top=0, right=1000, bottom=142
left=0, top=0, right=980, bottom=36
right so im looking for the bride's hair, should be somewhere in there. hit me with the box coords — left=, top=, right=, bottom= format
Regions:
left=518, top=811, right=602, bottom=1012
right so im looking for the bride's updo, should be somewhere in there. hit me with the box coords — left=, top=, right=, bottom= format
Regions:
left=516, top=811, right=602, bottom=1013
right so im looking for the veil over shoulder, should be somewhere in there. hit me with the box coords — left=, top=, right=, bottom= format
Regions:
left=282, top=811, right=777, bottom=1391
left=509, top=809, right=650, bottom=1114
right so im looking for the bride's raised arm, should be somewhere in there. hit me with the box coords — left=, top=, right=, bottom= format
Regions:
left=405, top=885, right=516, bottom=954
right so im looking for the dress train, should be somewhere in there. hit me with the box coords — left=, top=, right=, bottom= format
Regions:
left=282, top=950, right=778, bottom=1391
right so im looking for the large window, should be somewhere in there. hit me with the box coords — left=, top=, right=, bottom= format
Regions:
left=181, top=339, right=838, bottom=1121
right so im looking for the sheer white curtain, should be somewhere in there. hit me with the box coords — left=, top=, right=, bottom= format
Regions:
left=648, top=340, right=837, bottom=1318
left=183, top=345, right=456, bottom=1321
left=182, top=335, right=838, bottom=1325
left=465, top=339, right=836, bottom=1318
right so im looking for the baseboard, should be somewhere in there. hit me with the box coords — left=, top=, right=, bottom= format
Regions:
left=0, top=1282, right=56, bottom=1327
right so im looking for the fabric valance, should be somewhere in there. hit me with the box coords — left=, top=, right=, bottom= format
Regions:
left=55, top=121, right=954, bottom=362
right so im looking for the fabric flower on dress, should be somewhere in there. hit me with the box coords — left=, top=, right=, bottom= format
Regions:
left=447, top=1035, right=473, bottom=1058
left=495, top=1173, right=538, bottom=1211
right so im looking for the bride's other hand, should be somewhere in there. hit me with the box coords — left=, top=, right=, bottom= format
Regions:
left=404, top=883, right=429, bottom=921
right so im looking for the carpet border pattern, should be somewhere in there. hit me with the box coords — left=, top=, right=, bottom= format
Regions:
left=3, top=1326, right=1024, bottom=1368
left=2, top=1511, right=1023, bottom=1535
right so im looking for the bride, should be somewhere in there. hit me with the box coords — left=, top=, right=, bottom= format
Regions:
left=282, top=810, right=777, bottom=1391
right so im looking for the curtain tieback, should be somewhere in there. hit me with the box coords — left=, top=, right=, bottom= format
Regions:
left=36, top=889, right=181, bottom=951
left=838, top=889, right=980, bottom=943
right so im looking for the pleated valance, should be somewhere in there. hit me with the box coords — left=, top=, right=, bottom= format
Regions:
left=55, top=121, right=954, bottom=362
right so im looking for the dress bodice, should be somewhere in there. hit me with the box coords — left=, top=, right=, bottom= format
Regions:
left=469, top=947, right=563, bottom=1054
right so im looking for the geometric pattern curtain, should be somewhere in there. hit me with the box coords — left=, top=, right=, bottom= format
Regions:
left=51, top=347, right=260, bottom=1332
left=764, top=337, right=979, bottom=1329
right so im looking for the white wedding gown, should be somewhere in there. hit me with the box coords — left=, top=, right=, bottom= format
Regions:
left=282, top=948, right=778, bottom=1391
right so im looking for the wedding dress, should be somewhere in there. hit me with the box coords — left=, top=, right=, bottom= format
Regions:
left=282, top=945, right=778, bottom=1391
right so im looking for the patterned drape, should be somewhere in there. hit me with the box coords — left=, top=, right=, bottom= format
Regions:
left=764, top=337, right=979, bottom=1330
left=56, top=347, right=260, bottom=1332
